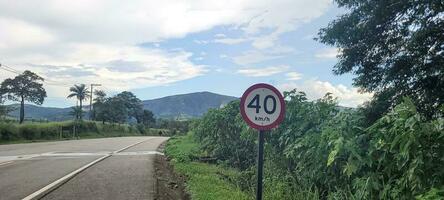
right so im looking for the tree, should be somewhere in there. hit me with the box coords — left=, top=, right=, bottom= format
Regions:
left=94, top=90, right=107, bottom=102
left=92, top=91, right=144, bottom=124
left=140, top=109, right=155, bottom=126
left=318, top=0, right=444, bottom=120
left=91, top=90, right=106, bottom=121
left=67, top=84, right=90, bottom=120
left=102, top=96, right=128, bottom=124
left=0, top=70, right=46, bottom=123
left=116, top=91, right=143, bottom=122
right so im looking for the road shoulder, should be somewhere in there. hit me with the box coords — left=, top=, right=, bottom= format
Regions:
left=154, top=141, right=190, bottom=200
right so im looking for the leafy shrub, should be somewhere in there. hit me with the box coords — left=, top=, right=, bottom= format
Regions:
left=190, top=90, right=444, bottom=199
left=193, top=100, right=256, bottom=170
left=0, top=123, right=18, bottom=140
left=362, top=98, right=444, bottom=199
left=20, top=125, right=41, bottom=140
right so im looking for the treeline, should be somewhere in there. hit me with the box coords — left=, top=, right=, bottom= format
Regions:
left=190, top=90, right=444, bottom=199
left=65, top=84, right=155, bottom=125
left=89, top=89, right=190, bottom=134
left=90, top=90, right=155, bottom=125
left=0, top=71, right=158, bottom=127
left=0, top=75, right=190, bottom=142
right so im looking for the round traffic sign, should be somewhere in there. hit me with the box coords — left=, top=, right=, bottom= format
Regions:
left=240, top=83, right=285, bottom=130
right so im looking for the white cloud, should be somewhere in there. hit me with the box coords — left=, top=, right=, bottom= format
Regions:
left=214, top=33, right=227, bottom=38
left=3, top=45, right=206, bottom=97
left=193, top=40, right=209, bottom=44
left=233, top=50, right=281, bottom=65
left=315, top=48, right=340, bottom=59
left=232, top=46, right=296, bottom=65
left=286, top=72, right=302, bottom=80
left=237, top=65, right=289, bottom=77
left=215, top=68, right=224, bottom=72
left=0, top=0, right=332, bottom=99
left=0, top=17, right=55, bottom=49
left=279, top=80, right=373, bottom=107
left=302, top=34, right=315, bottom=40
left=0, top=0, right=331, bottom=47
left=213, top=37, right=248, bottom=45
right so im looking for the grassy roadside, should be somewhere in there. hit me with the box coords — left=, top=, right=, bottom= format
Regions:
left=0, top=121, right=170, bottom=145
left=165, top=133, right=252, bottom=200
left=0, top=134, right=135, bottom=145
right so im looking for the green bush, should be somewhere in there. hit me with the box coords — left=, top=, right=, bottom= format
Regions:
left=0, top=123, right=19, bottom=140
left=193, top=101, right=256, bottom=170
left=190, top=90, right=444, bottom=199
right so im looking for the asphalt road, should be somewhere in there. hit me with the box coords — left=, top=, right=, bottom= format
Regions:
left=0, top=136, right=168, bottom=200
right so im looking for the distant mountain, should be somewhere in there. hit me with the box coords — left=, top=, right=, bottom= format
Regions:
left=7, top=104, right=73, bottom=121
left=6, top=92, right=238, bottom=121
left=143, top=92, right=238, bottom=118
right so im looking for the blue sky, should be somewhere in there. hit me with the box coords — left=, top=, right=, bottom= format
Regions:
left=0, top=0, right=371, bottom=108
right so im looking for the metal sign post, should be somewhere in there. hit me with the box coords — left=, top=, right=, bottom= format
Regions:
left=240, top=83, right=285, bottom=200
left=256, top=130, right=265, bottom=200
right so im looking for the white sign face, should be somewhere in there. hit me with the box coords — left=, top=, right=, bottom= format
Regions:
left=240, top=83, right=285, bottom=130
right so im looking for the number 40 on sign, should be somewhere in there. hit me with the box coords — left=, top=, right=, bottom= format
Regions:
left=240, top=83, right=285, bottom=130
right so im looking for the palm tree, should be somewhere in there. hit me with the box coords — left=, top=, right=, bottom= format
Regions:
left=67, top=84, right=90, bottom=120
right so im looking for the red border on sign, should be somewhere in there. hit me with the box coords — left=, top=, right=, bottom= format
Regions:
left=240, top=83, right=285, bottom=130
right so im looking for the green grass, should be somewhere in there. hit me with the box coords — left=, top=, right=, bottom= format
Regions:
left=165, top=133, right=252, bottom=200
left=165, top=133, right=200, bottom=162
left=0, top=120, right=171, bottom=144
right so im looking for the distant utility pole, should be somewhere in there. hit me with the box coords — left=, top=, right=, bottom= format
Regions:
left=89, top=83, right=101, bottom=120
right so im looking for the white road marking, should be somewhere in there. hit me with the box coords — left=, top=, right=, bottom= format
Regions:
left=22, top=138, right=154, bottom=200
left=0, top=150, right=164, bottom=162
left=0, top=154, right=40, bottom=164
left=22, top=154, right=110, bottom=200
left=0, top=161, right=13, bottom=166
left=41, top=152, right=110, bottom=157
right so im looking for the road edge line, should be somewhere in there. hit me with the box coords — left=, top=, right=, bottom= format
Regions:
left=113, top=138, right=152, bottom=154
left=22, top=138, right=153, bottom=200
left=22, top=154, right=110, bottom=200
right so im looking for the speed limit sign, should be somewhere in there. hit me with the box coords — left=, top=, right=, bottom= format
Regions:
left=240, top=83, right=285, bottom=130
left=240, top=83, right=285, bottom=200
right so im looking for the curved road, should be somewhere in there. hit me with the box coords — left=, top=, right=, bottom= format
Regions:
left=0, top=137, right=168, bottom=200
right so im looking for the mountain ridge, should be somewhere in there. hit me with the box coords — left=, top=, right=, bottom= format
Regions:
left=5, top=91, right=238, bottom=121
left=142, top=91, right=238, bottom=118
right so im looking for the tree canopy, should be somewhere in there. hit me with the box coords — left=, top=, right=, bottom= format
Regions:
left=116, top=91, right=143, bottom=122
left=318, top=0, right=444, bottom=119
left=140, top=109, right=155, bottom=126
left=92, top=90, right=155, bottom=125
left=0, top=70, right=46, bottom=123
